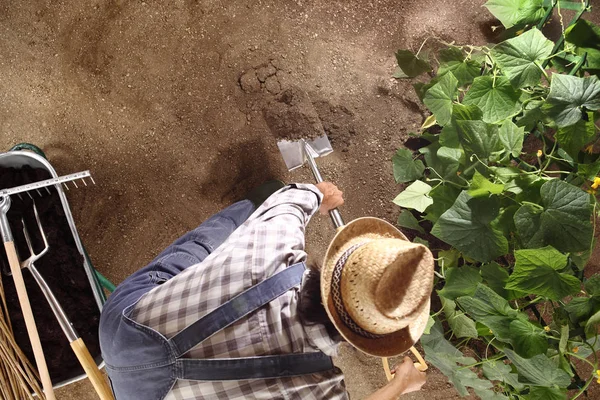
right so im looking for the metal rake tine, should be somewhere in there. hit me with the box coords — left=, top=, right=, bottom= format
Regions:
left=21, top=218, right=35, bottom=256
left=27, top=191, right=33, bottom=199
left=81, top=178, right=87, bottom=187
left=36, top=189, right=42, bottom=197
left=32, top=201, right=49, bottom=252
left=45, top=186, right=51, bottom=195
left=63, top=182, right=70, bottom=191
left=90, top=176, right=96, bottom=185
left=73, top=180, right=78, bottom=189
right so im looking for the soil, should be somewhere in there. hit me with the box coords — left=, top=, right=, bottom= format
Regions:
left=263, top=87, right=325, bottom=141
left=0, top=166, right=101, bottom=385
left=0, top=0, right=598, bottom=399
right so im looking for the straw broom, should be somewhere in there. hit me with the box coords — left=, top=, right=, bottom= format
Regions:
left=0, top=273, right=45, bottom=400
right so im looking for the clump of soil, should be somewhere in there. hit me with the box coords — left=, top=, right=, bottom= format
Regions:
left=239, top=60, right=283, bottom=95
left=263, top=87, right=325, bottom=141
left=0, top=166, right=101, bottom=384
left=313, top=100, right=357, bottom=151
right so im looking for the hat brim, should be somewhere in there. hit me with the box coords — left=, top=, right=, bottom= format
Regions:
left=321, top=217, right=431, bottom=357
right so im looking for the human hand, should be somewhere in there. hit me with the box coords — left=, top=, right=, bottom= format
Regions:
left=315, top=182, right=344, bottom=215
left=391, top=357, right=426, bottom=395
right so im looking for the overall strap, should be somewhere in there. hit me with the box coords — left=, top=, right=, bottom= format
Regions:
left=177, top=352, right=334, bottom=381
left=169, top=262, right=306, bottom=357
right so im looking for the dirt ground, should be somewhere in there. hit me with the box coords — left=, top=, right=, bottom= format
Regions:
left=1, top=0, right=599, bottom=399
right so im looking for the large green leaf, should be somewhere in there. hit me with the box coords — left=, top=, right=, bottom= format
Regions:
left=555, top=115, right=596, bottom=159
left=463, top=76, right=521, bottom=123
left=438, top=47, right=482, bottom=87
left=392, top=148, right=426, bottom=183
left=526, top=387, right=567, bottom=400
left=481, top=262, right=510, bottom=298
left=585, top=274, right=600, bottom=297
left=393, top=180, right=434, bottom=212
left=397, top=210, right=425, bottom=233
left=440, top=104, right=484, bottom=148
left=543, top=74, right=600, bottom=128
left=396, top=50, right=432, bottom=78
left=498, top=120, right=525, bottom=158
left=509, top=319, right=549, bottom=357
left=439, top=266, right=482, bottom=300
left=565, top=20, right=600, bottom=72
left=424, top=72, right=458, bottom=126
left=513, top=179, right=593, bottom=253
left=578, top=160, right=600, bottom=181
left=441, top=296, right=478, bottom=338
left=456, top=120, right=502, bottom=161
left=505, top=246, right=580, bottom=300
left=491, top=28, right=553, bottom=88
left=421, top=322, right=492, bottom=396
left=432, top=192, right=508, bottom=262
left=468, top=171, right=505, bottom=197
left=420, top=142, right=462, bottom=181
left=585, top=310, right=600, bottom=338
left=457, top=284, right=523, bottom=341
left=482, top=359, right=525, bottom=391
left=484, top=0, right=545, bottom=29
left=424, top=184, right=462, bottom=223
left=565, top=297, right=599, bottom=324
left=503, top=348, right=571, bottom=388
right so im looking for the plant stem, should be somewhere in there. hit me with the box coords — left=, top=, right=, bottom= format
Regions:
left=570, top=376, right=594, bottom=400
left=457, top=355, right=504, bottom=370
left=566, top=351, right=596, bottom=369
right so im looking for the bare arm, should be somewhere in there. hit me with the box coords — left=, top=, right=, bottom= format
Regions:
left=364, top=357, right=426, bottom=400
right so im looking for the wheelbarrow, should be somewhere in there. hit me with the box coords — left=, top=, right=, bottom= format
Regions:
left=0, top=143, right=116, bottom=392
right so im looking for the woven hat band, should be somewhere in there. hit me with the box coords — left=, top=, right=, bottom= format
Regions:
left=331, top=243, right=388, bottom=340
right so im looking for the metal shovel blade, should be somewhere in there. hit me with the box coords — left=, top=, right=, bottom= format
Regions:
left=277, top=135, right=334, bottom=171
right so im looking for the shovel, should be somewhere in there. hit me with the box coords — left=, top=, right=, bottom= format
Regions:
left=274, top=112, right=428, bottom=378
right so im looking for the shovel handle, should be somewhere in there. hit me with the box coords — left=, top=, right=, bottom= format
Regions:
left=70, top=338, right=114, bottom=400
left=4, top=241, right=56, bottom=400
left=382, top=346, right=428, bottom=381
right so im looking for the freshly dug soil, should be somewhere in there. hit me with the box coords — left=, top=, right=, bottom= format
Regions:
left=263, top=87, right=325, bottom=141
left=0, top=166, right=101, bottom=384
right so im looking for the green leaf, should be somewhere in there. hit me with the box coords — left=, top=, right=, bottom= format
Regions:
left=438, top=47, right=482, bottom=87
left=397, top=210, right=425, bottom=233
left=469, top=171, right=505, bottom=197
left=439, top=248, right=461, bottom=269
left=585, top=310, right=600, bottom=338
left=439, top=266, right=482, bottom=300
left=424, top=72, right=459, bottom=126
left=421, top=322, right=491, bottom=396
left=441, top=296, right=479, bottom=338
left=393, top=180, right=434, bottom=212
left=421, top=114, right=437, bottom=130
left=484, top=0, right=546, bottom=29
left=457, top=284, right=522, bottom=341
left=503, top=348, right=571, bottom=387
left=482, top=359, right=525, bottom=390
left=463, top=76, right=521, bottom=123
left=513, top=179, right=593, bottom=253
left=585, top=274, right=600, bottom=297
left=498, top=119, right=525, bottom=158
left=456, top=120, right=502, bottom=161
left=556, top=116, right=596, bottom=158
left=395, top=50, right=432, bottom=78
left=432, top=192, right=508, bottom=262
left=414, top=237, right=429, bottom=246
left=475, top=389, right=509, bottom=400
left=509, top=319, right=549, bottom=357
left=420, top=142, right=461, bottom=181
left=565, top=20, right=600, bottom=71
left=543, top=74, right=600, bottom=128
left=392, top=148, right=426, bottom=183
left=423, top=315, right=435, bottom=334
left=577, top=160, right=600, bottom=181
left=526, top=387, right=567, bottom=400
left=414, top=79, right=438, bottom=102
left=559, top=324, right=569, bottom=354
left=481, top=262, right=510, bottom=298
left=491, top=28, right=553, bottom=88
left=565, top=297, right=599, bottom=324
left=424, top=184, right=461, bottom=223
left=505, top=246, right=579, bottom=300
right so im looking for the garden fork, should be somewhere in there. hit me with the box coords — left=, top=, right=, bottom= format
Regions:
left=21, top=202, right=114, bottom=400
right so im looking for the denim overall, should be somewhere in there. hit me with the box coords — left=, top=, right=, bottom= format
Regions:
left=99, top=201, right=334, bottom=400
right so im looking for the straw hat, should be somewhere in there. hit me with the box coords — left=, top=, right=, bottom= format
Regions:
left=321, top=217, right=434, bottom=357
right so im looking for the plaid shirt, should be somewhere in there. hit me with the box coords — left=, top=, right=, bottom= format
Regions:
left=131, top=184, right=348, bottom=400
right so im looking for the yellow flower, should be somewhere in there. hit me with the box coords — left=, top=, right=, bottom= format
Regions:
left=573, top=347, right=579, bottom=353
left=516, top=29, right=525, bottom=36
left=597, top=369, right=600, bottom=376
left=585, top=144, right=594, bottom=154
left=592, top=177, right=600, bottom=190
left=537, top=149, right=543, bottom=157
left=588, top=188, right=597, bottom=195
left=489, top=329, right=493, bottom=334
left=544, top=326, right=550, bottom=332
left=597, top=377, right=600, bottom=384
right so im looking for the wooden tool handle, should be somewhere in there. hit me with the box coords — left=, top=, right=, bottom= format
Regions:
left=382, top=346, right=428, bottom=381
left=4, top=241, right=56, bottom=400
left=70, top=338, right=114, bottom=400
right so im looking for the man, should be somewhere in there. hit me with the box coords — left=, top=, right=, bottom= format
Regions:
left=99, top=181, right=434, bottom=399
